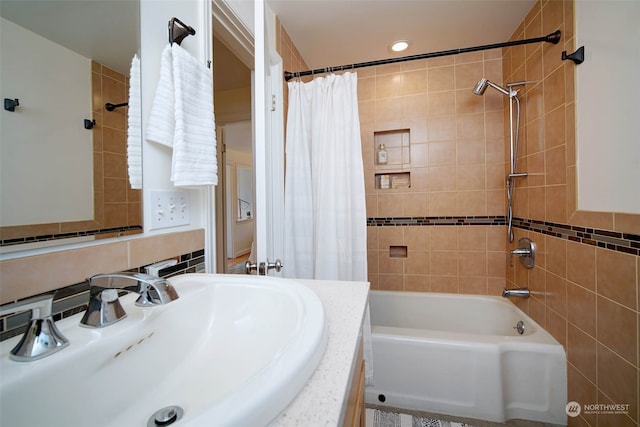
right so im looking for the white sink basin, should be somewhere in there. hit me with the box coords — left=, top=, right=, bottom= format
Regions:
left=0, top=274, right=327, bottom=426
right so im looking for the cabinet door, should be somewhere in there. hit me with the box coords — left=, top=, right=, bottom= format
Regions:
left=343, top=335, right=365, bottom=427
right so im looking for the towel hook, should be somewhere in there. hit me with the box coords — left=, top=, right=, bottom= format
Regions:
left=4, top=98, right=19, bottom=112
left=105, top=102, right=128, bottom=111
left=169, top=17, right=196, bottom=46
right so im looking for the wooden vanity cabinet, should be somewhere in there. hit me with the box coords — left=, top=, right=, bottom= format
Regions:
left=342, top=335, right=365, bottom=427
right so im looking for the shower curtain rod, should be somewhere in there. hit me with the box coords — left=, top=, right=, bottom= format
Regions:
left=284, top=30, right=561, bottom=81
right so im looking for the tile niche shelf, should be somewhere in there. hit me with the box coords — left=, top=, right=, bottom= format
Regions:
left=374, top=129, right=411, bottom=167
left=374, top=128, right=411, bottom=190
left=375, top=172, right=411, bottom=190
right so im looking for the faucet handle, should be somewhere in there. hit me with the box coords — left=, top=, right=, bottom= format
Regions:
left=130, top=273, right=178, bottom=306
left=81, top=272, right=179, bottom=328
left=0, top=294, right=69, bottom=361
left=509, top=237, right=536, bottom=269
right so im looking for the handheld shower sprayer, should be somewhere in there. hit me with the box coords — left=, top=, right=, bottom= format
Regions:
left=472, top=78, right=511, bottom=96
left=472, top=77, right=530, bottom=243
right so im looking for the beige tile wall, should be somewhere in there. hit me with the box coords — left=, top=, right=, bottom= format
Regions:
left=504, top=1, right=639, bottom=425
left=359, top=53, right=508, bottom=292
left=92, top=61, right=142, bottom=232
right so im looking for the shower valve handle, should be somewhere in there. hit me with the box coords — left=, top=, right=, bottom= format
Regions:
left=509, top=238, right=536, bottom=269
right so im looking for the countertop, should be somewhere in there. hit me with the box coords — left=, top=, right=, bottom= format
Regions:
left=271, top=278, right=370, bottom=426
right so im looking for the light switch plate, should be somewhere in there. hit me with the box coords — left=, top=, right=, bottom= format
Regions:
left=148, top=190, right=190, bottom=230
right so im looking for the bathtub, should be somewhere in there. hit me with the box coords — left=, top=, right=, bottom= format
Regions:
left=365, top=291, right=567, bottom=425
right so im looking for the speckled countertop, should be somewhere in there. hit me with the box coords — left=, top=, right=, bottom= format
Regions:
left=271, top=278, right=370, bottom=427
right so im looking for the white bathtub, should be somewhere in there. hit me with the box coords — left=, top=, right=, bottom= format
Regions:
left=365, top=291, right=567, bottom=425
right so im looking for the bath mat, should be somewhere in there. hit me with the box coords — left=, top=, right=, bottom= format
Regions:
left=365, top=409, right=476, bottom=427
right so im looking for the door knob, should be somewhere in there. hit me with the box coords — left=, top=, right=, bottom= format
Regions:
left=246, top=259, right=283, bottom=275
left=266, top=259, right=283, bottom=272
left=244, top=261, right=258, bottom=274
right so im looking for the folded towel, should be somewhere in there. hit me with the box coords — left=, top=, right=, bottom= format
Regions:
left=146, top=44, right=218, bottom=187
left=171, top=43, right=217, bottom=187
left=127, top=54, right=142, bottom=189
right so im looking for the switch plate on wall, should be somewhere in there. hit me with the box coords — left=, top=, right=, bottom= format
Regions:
left=149, top=190, right=190, bottom=230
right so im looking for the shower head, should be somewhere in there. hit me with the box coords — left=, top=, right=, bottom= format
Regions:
left=473, top=78, right=490, bottom=95
left=472, top=78, right=511, bottom=97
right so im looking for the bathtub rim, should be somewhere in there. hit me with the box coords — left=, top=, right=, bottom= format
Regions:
left=369, top=290, right=565, bottom=348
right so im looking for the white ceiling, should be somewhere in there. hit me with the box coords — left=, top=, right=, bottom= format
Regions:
left=269, top=0, right=537, bottom=71
left=0, top=0, right=138, bottom=75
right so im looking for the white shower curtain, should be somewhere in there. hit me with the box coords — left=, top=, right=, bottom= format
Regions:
left=283, top=72, right=367, bottom=282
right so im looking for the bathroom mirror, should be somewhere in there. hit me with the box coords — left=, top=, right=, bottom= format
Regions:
left=0, top=0, right=142, bottom=252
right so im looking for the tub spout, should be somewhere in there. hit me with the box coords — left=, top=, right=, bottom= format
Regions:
left=502, top=288, right=530, bottom=298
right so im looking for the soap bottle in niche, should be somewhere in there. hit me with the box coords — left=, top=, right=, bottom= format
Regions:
left=380, top=174, right=390, bottom=189
left=377, top=144, right=388, bottom=165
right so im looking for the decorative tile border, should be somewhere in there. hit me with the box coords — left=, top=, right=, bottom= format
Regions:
left=512, top=217, right=640, bottom=256
left=367, top=216, right=506, bottom=227
left=0, top=249, right=205, bottom=341
left=367, top=215, right=640, bottom=256
left=0, top=225, right=144, bottom=247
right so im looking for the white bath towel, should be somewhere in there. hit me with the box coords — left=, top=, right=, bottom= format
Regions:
left=127, top=54, right=142, bottom=189
left=146, top=45, right=175, bottom=148
left=170, top=43, right=217, bottom=187
left=146, top=44, right=217, bottom=187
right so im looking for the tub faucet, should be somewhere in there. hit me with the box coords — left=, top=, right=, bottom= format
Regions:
left=502, top=288, right=530, bottom=298
left=80, top=272, right=179, bottom=328
left=0, top=294, right=69, bottom=361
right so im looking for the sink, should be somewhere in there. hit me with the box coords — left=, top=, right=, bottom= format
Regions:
left=0, top=274, right=327, bottom=426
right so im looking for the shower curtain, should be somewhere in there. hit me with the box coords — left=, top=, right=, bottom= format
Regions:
left=284, top=72, right=373, bottom=386
left=283, top=72, right=367, bottom=282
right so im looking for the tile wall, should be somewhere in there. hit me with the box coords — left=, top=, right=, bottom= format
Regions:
left=357, top=51, right=508, bottom=293
left=91, top=61, right=143, bottom=233
left=504, top=1, right=639, bottom=425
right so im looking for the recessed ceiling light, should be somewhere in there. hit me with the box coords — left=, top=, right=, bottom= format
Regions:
left=391, top=40, right=410, bottom=52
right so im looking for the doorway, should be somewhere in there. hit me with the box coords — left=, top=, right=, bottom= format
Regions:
left=212, top=34, right=253, bottom=273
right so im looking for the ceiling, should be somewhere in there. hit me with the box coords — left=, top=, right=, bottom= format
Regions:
left=0, top=0, right=138, bottom=75
left=268, top=0, right=537, bottom=71
left=1, top=1, right=538, bottom=87
left=214, top=36, right=253, bottom=91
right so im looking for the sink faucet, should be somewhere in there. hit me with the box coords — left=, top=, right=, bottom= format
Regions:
left=0, top=294, right=69, bottom=361
left=502, top=288, right=530, bottom=298
left=80, top=272, right=179, bottom=328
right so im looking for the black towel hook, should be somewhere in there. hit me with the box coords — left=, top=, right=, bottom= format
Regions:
left=4, top=98, right=19, bottom=112
left=105, top=102, right=128, bottom=111
left=169, top=17, right=196, bottom=45
left=562, top=46, right=585, bottom=65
